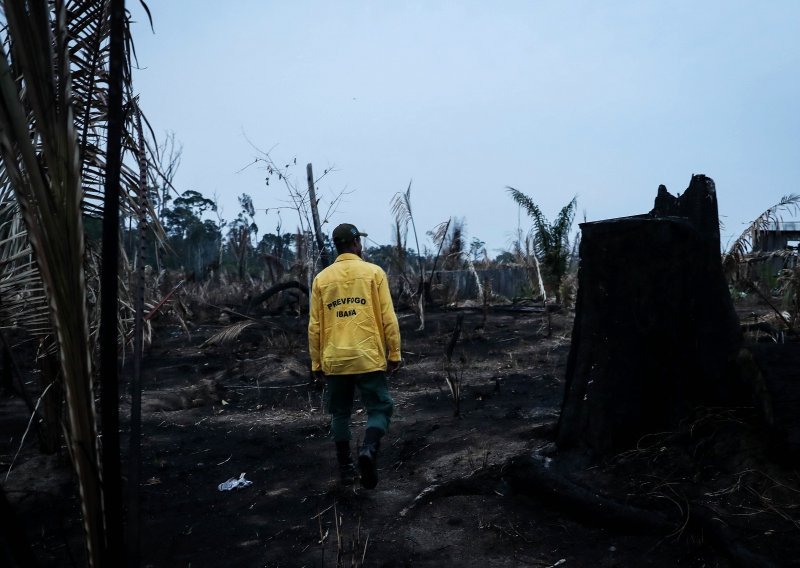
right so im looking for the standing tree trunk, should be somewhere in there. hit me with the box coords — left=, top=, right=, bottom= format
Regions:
left=306, top=163, right=330, bottom=268
left=126, top=103, right=149, bottom=568
left=38, top=352, right=63, bottom=455
left=100, top=0, right=126, bottom=562
left=556, top=175, right=743, bottom=457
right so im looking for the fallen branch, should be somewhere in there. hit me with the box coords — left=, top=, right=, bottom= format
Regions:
left=230, top=382, right=310, bottom=390
left=145, top=279, right=186, bottom=321
left=5, top=382, right=54, bottom=481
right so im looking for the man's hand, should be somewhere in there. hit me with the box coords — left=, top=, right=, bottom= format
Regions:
left=312, top=370, right=326, bottom=384
left=387, top=359, right=403, bottom=376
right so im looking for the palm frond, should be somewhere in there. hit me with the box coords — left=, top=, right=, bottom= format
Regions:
left=0, top=1, right=164, bottom=350
left=392, top=218, right=406, bottom=249
left=428, top=219, right=451, bottom=249
left=390, top=181, right=413, bottom=233
left=723, top=194, right=800, bottom=275
left=202, top=321, right=257, bottom=347
left=507, top=186, right=548, bottom=231
left=0, top=1, right=161, bottom=563
left=445, top=218, right=466, bottom=268
left=0, top=2, right=105, bottom=564
left=427, top=217, right=452, bottom=278
left=391, top=179, right=424, bottom=280
left=552, top=195, right=577, bottom=244
left=507, top=186, right=554, bottom=258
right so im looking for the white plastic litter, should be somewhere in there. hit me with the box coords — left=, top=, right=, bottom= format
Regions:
left=218, top=472, right=253, bottom=491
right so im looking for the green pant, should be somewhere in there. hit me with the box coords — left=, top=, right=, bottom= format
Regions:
left=325, top=371, right=394, bottom=442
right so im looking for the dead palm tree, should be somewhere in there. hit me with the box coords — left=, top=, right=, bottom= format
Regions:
left=391, top=181, right=450, bottom=328
left=722, top=194, right=800, bottom=332
left=0, top=1, right=157, bottom=565
left=392, top=181, right=427, bottom=328
left=722, top=193, right=800, bottom=277
left=442, top=217, right=465, bottom=271
left=507, top=187, right=577, bottom=304
left=391, top=180, right=425, bottom=285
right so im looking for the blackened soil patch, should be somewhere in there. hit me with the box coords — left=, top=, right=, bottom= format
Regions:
left=2, top=305, right=799, bottom=567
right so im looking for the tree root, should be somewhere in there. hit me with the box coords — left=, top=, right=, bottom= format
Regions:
left=505, top=455, right=780, bottom=568
left=398, top=453, right=779, bottom=568
left=503, top=455, right=673, bottom=534
left=399, top=465, right=502, bottom=518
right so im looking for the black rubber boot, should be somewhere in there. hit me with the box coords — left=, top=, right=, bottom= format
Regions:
left=336, top=441, right=357, bottom=485
left=358, top=428, right=383, bottom=489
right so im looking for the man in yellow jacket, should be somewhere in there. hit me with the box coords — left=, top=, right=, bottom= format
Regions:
left=308, top=223, right=402, bottom=489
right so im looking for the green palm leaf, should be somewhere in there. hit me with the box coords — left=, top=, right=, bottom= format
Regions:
left=506, top=186, right=577, bottom=303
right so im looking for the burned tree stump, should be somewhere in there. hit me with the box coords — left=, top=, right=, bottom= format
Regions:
left=556, top=175, right=742, bottom=456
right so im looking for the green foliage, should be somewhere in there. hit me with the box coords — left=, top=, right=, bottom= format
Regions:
left=365, top=244, right=396, bottom=272
left=228, top=193, right=259, bottom=279
left=158, top=189, right=222, bottom=276
left=162, top=190, right=217, bottom=238
left=366, top=243, right=421, bottom=278
left=83, top=214, right=103, bottom=243
left=442, top=217, right=466, bottom=270
left=507, top=186, right=577, bottom=302
left=258, top=232, right=295, bottom=261
left=257, top=231, right=296, bottom=282
left=494, top=251, right=516, bottom=265
left=469, top=237, right=486, bottom=263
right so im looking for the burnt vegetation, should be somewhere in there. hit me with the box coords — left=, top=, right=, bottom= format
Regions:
left=1, top=4, right=800, bottom=568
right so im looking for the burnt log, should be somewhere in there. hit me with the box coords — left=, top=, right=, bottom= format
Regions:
left=556, top=175, right=742, bottom=456
left=246, top=280, right=309, bottom=313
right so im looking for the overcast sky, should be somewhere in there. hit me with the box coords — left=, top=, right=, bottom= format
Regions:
left=129, top=1, right=800, bottom=255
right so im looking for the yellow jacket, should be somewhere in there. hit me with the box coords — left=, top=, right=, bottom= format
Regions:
left=309, top=253, right=402, bottom=375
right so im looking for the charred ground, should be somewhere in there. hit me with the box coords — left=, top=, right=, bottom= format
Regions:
left=2, top=298, right=799, bottom=567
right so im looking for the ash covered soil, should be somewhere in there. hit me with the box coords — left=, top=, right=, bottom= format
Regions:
left=3, top=303, right=800, bottom=567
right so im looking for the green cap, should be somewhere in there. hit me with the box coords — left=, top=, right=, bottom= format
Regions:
left=332, top=223, right=367, bottom=245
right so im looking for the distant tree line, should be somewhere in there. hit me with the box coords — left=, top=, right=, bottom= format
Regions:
left=113, top=181, right=580, bottom=310
left=115, top=186, right=503, bottom=284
